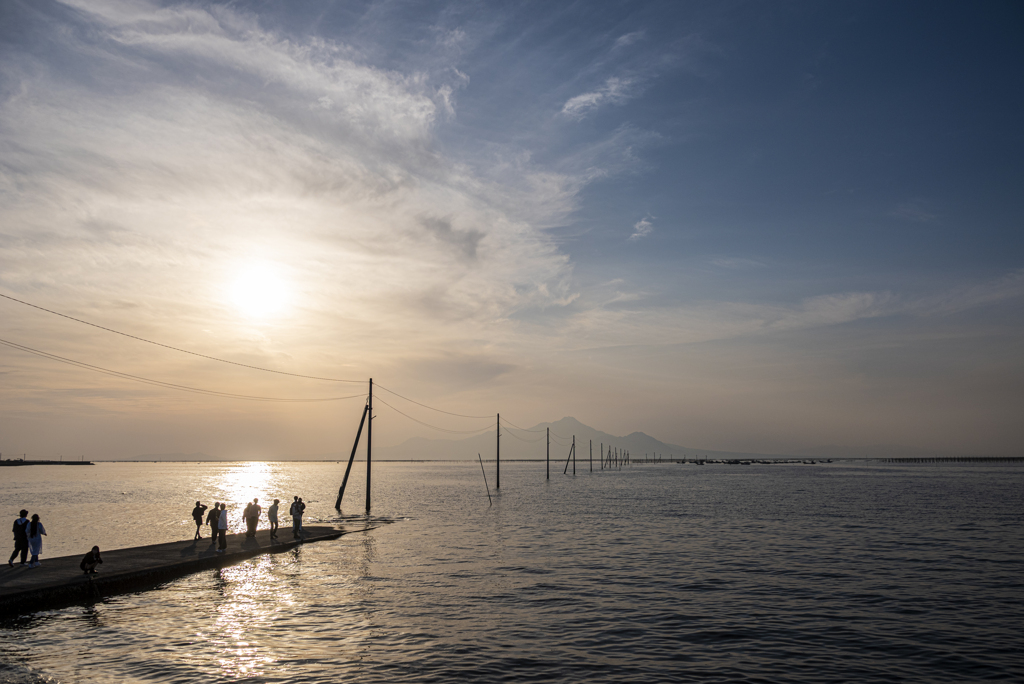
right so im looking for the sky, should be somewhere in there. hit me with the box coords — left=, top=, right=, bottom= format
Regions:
left=1, top=0, right=1022, bottom=460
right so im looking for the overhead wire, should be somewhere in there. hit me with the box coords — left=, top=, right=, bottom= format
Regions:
left=374, top=383, right=492, bottom=419
left=374, top=395, right=494, bottom=435
left=1, top=293, right=577, bottom=431
left=0, top=337, right=367, bottom=403
left=0, top=292, right=364, bottom=383
left=498, top=416, right=546, bottom=433
left=500, top=428, right=546, bottom=444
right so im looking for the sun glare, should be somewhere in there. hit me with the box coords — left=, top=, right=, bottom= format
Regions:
left=229, top=263, right=290, bottom=320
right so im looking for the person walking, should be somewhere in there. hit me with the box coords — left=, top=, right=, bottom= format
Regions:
left=80, top=546, right=102, bottom=574
left=245, top=498, right=261, bottom=537
left=216, top=503, right=228, bottom=552
left=191, top=501, right=208, bottom=540
left=27, top=514, right=47, bottom=567
left=267, top=499, right=280, bottom=539
left=206, top=502, right=220, bottom=536
left=9, top=509, right=29, bottom=567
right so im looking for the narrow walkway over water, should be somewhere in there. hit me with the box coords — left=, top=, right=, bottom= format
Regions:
left=1, top=525, right=369, bottom=615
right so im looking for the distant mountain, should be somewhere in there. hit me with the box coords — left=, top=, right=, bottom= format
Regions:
left=121, top=422, right=950, bottom=462
left=371, top=416, right=802, bottom=462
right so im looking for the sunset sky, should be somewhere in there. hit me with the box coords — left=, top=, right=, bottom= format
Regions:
left=1, top=0, right=1022, bottom=459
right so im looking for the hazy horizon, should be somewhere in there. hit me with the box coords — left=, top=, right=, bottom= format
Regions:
left=2, top=1, right=1022, bottom=460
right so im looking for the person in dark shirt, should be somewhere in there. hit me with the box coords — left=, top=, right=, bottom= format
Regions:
left=267, top=499, right=280, bottom=539
left=191, top=501, right=208, bottom=540
left=9, top=510, right=29, bottom=567
left=206, top=502, right=220, bottom=536
left=80, top=546, right=102, bottom=574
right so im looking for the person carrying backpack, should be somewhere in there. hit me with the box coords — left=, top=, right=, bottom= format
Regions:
left=8, top=510, right=29, bottom=567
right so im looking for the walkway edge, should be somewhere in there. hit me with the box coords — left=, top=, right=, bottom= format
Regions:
left=1, top=527, right=372, bottom=616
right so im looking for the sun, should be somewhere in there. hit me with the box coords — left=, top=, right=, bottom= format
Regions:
left=229, top=262, right=290, bottom=320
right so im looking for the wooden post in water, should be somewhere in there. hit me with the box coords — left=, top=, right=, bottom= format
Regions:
left=496, top=413, right=501, bottom=490
left=366, top=378, right=373, bottom=515
left=478, top=453, right=492, bottom=506
left=590, top=440, right=593, bottom=472
left=336, top=402, right=368, bottom=509
left=546, top=427, right=550, bottom=480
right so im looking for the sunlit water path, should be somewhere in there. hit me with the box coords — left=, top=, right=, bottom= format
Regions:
left=1, top=461, right=1022, bottom=683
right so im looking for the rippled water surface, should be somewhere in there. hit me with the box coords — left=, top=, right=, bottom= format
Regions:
left=1, top=460, right=1022, bottom=683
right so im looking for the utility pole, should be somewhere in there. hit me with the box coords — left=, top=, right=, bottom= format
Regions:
left=590, top=440, right=593, bottom=472
left=546, top=427, right=550, bottom=480
left=366, top=378, right=373, bottom=515
left=496, top=413, right=501, bottom=490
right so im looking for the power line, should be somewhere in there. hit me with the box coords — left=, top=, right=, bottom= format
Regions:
left=374, top=383, right=492, bottom=418
left=499, top=416, right=545, bottom=433
left=501, top=428, right=546, bottom=443
left=0, top=292, right=364, bottom=383
left=0, top=337, right=367, bottom=403
left=374, top=395, right=494, bottom=435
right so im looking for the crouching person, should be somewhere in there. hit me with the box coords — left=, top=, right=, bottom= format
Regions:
left=80, top=545, right=102, bottom=574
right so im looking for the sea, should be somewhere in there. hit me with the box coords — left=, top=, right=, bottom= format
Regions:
left=0, top=459, right=1021, bottom=683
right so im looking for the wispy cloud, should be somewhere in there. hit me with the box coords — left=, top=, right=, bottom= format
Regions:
left=628, top=216, right=655, bottom=241
left=561, top=76, right=638, bottom=120
left=613, top=31, right=645, bottom=50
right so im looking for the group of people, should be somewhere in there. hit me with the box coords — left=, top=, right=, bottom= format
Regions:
left=8, top=510, right=101, bottom=575
left=8, top=495, right=310, bottom=572
left=8, top=510, right=46, bottom=568
left=190, top=496, right=307, bottom=552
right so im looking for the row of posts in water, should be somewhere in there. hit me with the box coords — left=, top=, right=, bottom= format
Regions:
left=338, top=384, right=1020, bottom=514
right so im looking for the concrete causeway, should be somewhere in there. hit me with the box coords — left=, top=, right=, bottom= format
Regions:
left=1, top=525, right=362, bottom=615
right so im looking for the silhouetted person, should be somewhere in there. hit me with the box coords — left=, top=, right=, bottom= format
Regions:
left=191, top=501, right=208, bottom=540
left=27, top=514, right=47, bottom=567
left=206, top=502, right=220, bottom=536
left=289, top=496, right=302, bottom=538
left=8, top=509, right=29, bottom=567
left=297, top=498, right=306, bottom=531
left=216, top=503, right=228, bottom=552
left=245, top=498, right=261, bottom=537
left=268, top=499, right=280, bottom=539
left=80, top=545, right=102, bottom=574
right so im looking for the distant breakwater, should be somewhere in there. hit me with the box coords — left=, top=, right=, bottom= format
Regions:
left=0, top=459, right=93, bottom=466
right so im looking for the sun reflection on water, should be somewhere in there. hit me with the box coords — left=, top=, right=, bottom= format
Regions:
left=210, top=555, right=292, bottom=679
left=216, top=462, right=276, bottom=533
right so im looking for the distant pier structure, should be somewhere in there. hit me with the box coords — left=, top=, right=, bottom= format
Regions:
left=881, top=456, right=1023, bottom=463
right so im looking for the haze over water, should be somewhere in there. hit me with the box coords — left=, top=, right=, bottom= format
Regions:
left=2, top=460, right=1021, bottom=683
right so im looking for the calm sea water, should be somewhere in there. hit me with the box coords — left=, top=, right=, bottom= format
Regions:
left=1, top=460, right=1022, bottom=683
